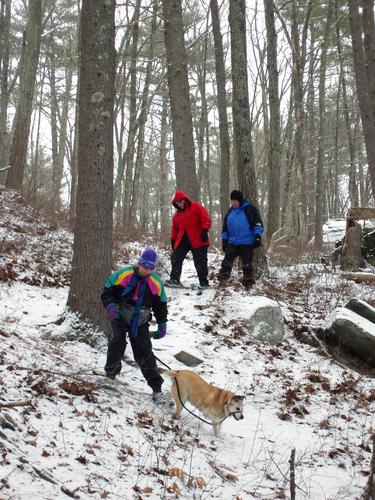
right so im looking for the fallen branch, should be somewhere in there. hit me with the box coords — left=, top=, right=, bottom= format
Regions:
left=12, top=364, right=95, bottom=382
left=0, top=400, right=33, bottom=409
left=342, top=272, right=375, bottom=283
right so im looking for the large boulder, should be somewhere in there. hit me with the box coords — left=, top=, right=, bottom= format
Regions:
left=242, top=296, right=286, bottom=345
left=320, top=307, right=375, bottom=377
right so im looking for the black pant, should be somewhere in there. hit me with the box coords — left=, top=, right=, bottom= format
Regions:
left=171, top=235, right=208, bottom=286
left=105, top=319, right=163, bottom=392
left=219, top=244, right=254, bottom=280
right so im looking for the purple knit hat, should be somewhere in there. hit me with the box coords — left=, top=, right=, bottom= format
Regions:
left=138, top=248, right=157, bottom=270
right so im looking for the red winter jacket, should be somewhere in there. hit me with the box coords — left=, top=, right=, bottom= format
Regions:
left=171, top=191, right=211, bottom=249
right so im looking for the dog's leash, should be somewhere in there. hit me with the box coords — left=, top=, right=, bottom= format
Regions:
left=154, top=355, right=239, bottom=427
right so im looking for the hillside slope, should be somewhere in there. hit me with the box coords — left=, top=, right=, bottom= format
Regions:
left=0, top=187, right=374, bottom=499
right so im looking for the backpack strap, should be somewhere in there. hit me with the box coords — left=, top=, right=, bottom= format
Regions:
left=244, top=203, right=263, bottom=229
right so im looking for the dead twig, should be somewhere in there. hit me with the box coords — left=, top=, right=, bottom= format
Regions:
left=290, top=448, right=296, bottom=500
left=0, top=400, right=33, bottom=409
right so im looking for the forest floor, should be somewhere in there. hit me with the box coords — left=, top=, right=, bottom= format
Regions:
left=0, top=186, right=375, bottom=500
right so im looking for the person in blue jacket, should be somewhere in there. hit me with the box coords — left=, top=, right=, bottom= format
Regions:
left=218, top=190, right=264, bottom=288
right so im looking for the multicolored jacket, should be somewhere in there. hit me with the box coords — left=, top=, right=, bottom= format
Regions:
left=101, top=265, right=167, bottom=331
left=222, top=200, right=264, bottom=246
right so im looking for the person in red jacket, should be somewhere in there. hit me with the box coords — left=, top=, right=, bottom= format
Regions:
left=166, top=191, right=211, bottom=288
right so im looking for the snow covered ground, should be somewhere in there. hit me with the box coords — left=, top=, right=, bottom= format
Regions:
left=1, top=189, right=375, bottom=499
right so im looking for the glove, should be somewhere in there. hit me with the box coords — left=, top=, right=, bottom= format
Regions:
left=171, top=240, right=175, bottom=251
left=200, top=229, right=209, bottom=242
left=153, top=323, right=167, bottom=339
left=253, top=234, right=262, bottom=248
left=222, top=240, right=228, bottom=252
left=106, top=303, right=120, bottom=320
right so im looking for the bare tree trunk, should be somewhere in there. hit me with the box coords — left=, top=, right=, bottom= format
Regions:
left=52, top=48, right=73, bottom=212
left=281, top=91, right=295, bottom=226
left=130, top=1, right=159, bottom=223
left=67, top=0, right=115, bottom=331
left=210, top=0, right=230, bottom=223
left=196, top=17, right=209, bottom=200
left=289, top=0, right=312, bottom=244
left=159, top=84, right=169, bottom=243
left=229, top=0, right=257, bottom=202
left=69, top=67, right=79, bottom=224
left=122, top=0, right=141, bottom=228
left=264, top=0, right=281, bottom=244
left=27, top=62, right=45, bottom=203
left=336, top=0, right=358, bottom=207
left=162, top=0, right=199, bottom=199
left=48, top=49, right=59, bottom=198
left=314, top=0, right=333, bottom=250
left=230, top=0, right=267, bottom=276
left=341, top=220, right=363, bottom=271
left=306, top=22, right=316, bottom=230
left=0, top=0, right=11, bottom=177
left=349, top=0, right=375, bottom=202
left=6, top=0, right=42, bottom=192
left=113, top=9, right=138, bottom=213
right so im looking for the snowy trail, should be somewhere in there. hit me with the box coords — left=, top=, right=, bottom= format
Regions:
left=1, top=255, right=375, bottom=499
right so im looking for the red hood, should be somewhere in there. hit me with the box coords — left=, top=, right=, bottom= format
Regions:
left=172, top=191, right=192, bottom=209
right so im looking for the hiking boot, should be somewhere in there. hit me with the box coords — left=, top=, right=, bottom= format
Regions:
left=241, top=278, right=255, bottom=290
left=152, top=391, right=172, bottom=405
left=152, top=391, right=165, bottom=403
left=164, top=279, right=184, bottom=288
left=105, top=372, right=117, bottom=380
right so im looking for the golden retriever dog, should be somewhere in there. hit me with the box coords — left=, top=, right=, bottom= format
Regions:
left=166, top=370, right=245, bottom=435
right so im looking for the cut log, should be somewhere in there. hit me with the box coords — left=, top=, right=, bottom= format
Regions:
left=0, top=400, right=33, bottom=408
left=347, top=207, right=375, bottom=220
left=345, top=298, right=375, bottom=323
left=342, top=272, right=375, bottom=282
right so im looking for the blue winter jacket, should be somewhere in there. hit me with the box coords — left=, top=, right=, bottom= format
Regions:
left=222, top=200, right=264, bottom=246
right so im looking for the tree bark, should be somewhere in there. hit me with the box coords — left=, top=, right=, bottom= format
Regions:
left=162, top=0, right=199, bottom=200
left=349, top=0, right=375, bottom=202
left=210, top=0, right=230, bottom=223
left=229, top=0, right=257, bottom=202
left=341, top=220, right=364, bottom=271
left=159, top=83, right=169, bottom=244
left=0, top=0, right=11, bottom=177
left=67, top=0, right=116, bottom=331
left=52, top=47, right=73, bottom=212
left=289, top=0, right=312, bottom=244
left=6, top=0, right=42, bottom=192
left=121, top=0, right=141, bottom=228
left=336, top=0, right=358, bottom=208
left=264, top=0, right=281, bottom=244
left=314, top=0, right=333, bottom=250
left=48, top=49, right=59, bottom=200
left=130, top=1, right=159, bottom=224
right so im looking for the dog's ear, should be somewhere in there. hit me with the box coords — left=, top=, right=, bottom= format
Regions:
left=233, top=395, right=246, bottom=402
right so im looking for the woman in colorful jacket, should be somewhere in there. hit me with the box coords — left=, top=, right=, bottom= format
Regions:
left=101, top=248, right=167, bottom=402
left=218, top=190, right=264, bottom=289
left=166, top=191, right=212, bottom=288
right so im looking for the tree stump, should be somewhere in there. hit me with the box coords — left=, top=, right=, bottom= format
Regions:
left=341, top=220, right=364, bottom=270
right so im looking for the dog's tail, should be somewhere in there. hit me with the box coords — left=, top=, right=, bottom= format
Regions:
left=165, top=370, right=179, bottom=378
